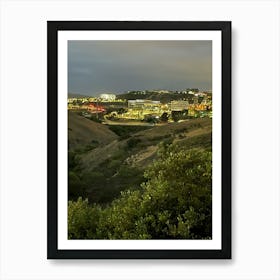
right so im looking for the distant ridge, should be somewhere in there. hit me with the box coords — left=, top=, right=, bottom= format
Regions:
left=116, top=92, right=195, bottom=103
left=68, top=93, right=91, bottom=98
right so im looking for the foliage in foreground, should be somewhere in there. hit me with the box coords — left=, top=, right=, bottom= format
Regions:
left=68, top=145, right=212, bottom=239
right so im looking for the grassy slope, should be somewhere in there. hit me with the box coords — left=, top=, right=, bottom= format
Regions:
left=68, top=111, right=118, bottom=150
left=80, top=118, right=212, bottom=172
left=69, top=117, right=212, bottom=204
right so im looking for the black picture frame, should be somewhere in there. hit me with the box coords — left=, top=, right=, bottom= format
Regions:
left=47, top=21, right=231, bottom=259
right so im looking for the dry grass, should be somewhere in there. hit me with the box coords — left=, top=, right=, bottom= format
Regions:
left=68, top=111, right=118, bottom=150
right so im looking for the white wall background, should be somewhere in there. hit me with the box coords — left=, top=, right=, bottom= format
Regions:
left=0, top=0, right=279, bottom=279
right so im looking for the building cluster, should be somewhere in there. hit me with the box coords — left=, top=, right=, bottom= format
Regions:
left=68, top=93, right=118, bottom=104
left=68, top=90, right=212, bottom=122
left=119, top=98, right=211, bottom=121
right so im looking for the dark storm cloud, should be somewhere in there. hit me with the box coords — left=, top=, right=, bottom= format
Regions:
left=68, top=40, right=212, bottom=96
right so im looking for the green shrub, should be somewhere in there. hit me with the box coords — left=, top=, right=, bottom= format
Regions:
left=68, top=171, right=85, bottom=200
left=68, top=198, right=101, bottom=239
left=127, top=137, right=141, bottom=149
left=68, top=146, right=212, bottom=240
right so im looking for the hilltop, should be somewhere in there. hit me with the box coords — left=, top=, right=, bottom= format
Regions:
left=116, top=92, right=200, bottom=103
left=68, top=111, right=118, bottom=150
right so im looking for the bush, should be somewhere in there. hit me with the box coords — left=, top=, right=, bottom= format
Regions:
left=68, top=151, right=79, bottom=170
left=108, top=125, right=150, bottom=138
left=68, top=198, right=101, bottom=239
left=68, top=171, right=85, bottom=200
left=68, top=146, right=212, bottom=239
left=89, top=115, right=102, bottom=123
left=127, top=137, right=141, bottom=149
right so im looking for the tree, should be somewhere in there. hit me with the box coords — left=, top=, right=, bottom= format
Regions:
left=68, top=145, right=212, bottom=239
left=68, top=198, right=101, bottom=239
left=160, top=112, right=169, bottom=122
left=68, top=171, right=84, bottom=200
left=171, top=111, right=181, bottom=122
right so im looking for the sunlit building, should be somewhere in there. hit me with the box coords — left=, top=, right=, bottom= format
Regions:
left=99, top=94, right=116, bottom=101
left=124, top=99, right=162, bottom=120
left=170, top=100, right=189, bottom=111
left=128, top=99, right=161, bottom=110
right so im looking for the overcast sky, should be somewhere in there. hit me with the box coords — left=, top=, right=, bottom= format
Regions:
left=68, top=40, right=212, bottom=96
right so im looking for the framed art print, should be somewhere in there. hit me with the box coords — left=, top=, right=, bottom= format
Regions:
left=47, top=21, right=231, bottom=259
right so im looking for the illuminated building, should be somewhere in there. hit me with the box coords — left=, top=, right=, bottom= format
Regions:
left=170, top=100, right=189, bottom=111
left=99, top=94, right=116, bottom=101
left=128, top=99, right=161, bottom=110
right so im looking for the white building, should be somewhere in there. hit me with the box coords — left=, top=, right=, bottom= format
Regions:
left=99, top=93, right=116, bottom=101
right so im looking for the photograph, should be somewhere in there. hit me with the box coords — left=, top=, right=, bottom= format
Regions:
left=67, top=40, right=213, bottom=240
left=47, top=21, right=231, bottom=258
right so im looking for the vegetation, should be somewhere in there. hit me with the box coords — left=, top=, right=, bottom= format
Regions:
left=160, top=112, right=169, bottom=122
left=68, top=117, right=212, bottom=239
left=68, top=151, right=144, bottom=204
left=73, top=141, right=99, bottom=154
left=171, top=110, right=188, bottom=122
left=88, top=115, right=102, bottom=123
left=107, top=125, right=150, bottom=139
left=68, top=145, right=212, bottom=239
left=116, top=91, right=202, bottom=104
left=126, top=137, right=142, bottom=149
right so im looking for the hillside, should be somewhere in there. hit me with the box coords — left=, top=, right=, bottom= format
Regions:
left=80, top=118, right=212, bottom=172
left=68, top=111, right=118, bottom=150
left=69, top=117, right=212, bottom=204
